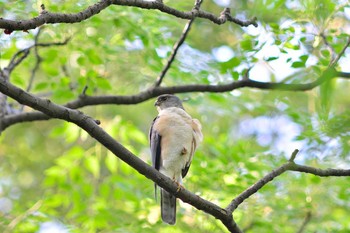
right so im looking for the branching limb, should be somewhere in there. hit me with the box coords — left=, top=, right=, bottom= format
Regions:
left=0, top=0, right=112, bottom=31
left=0, top=0, right=257, bottom=32
left=111, top=0, right=257, bottom=27
left=226, top=159, right=291, bottom=213
left=2, top=69, right=350, bottom=132
left=226, top=149, right=350, bottom=213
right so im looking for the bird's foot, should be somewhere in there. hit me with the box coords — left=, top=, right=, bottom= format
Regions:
left=175, top=181, right=184, bottom=193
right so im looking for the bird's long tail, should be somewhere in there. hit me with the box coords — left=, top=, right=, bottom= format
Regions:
left=161, top=188, right=176, bottom=225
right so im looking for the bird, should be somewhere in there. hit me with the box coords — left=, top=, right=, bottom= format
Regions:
left=149, top=94, right=203, bottom=225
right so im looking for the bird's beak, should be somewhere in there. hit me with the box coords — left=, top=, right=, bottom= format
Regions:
left=154, top=99, right=160, bottom=106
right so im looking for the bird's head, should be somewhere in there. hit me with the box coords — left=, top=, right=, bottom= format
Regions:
left=154, top=94, right=184, bottom=111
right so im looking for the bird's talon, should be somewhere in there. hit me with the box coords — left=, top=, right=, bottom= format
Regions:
left=175, top=181, right=183, bottom=192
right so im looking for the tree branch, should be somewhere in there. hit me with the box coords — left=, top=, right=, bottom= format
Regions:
left=2, top=69, right=350, bottom=132
left=226, top=149, right=350, bottom=213
left=111, top=0, right=257, bottom=27
left=0, top=0, right=257, bottom=32
left=0, top=1, right=111, bottom=31
left=0, top=75, right=243, bottom=233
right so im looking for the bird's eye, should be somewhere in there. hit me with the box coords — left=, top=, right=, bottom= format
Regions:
left=161, top=96, right=167, bottom=101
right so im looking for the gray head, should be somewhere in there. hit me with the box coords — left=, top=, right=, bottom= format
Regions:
left=154, top=94, right=184, bottom=111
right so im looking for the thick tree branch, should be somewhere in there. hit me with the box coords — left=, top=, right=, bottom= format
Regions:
left=0, top=1, right=111, bottom=31
left=226, top=149, right=350, bottom=213
left=2, top=69, right=350, bottom=132
left=0, top=76, right=242, bottom=233
left=111, top=0, right=257, bottom=27
left=0, top=0, right=257, bottom=32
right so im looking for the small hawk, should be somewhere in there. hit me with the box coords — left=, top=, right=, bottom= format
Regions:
left=149, top=94, right=203, bottom=224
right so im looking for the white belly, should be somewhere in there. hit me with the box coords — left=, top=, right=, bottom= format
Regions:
left=156, top=108, right=194, bottom=182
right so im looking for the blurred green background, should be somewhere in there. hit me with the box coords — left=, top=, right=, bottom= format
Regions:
left=1, top=0, right=350, bottom=232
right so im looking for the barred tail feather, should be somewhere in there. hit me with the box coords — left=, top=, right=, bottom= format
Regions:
left=161, top=188, right=176, bottom=225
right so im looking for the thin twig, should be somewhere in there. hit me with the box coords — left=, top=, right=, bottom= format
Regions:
left=330, top=36, right=350, bottom=67
left=289, top=149, right=299, bottom=162
left=4, top=200, right=43, bottom=233
left=296, top=211, right=312, bottom=233
left=154, top=0, right=203, bottom=87
left=320, top=32, right=336, bottom=62
left=6, top=49, right=30, bottom=74
left=5, top=37, right=70, bottom=76
left=26, top=28, right=43, bottom=92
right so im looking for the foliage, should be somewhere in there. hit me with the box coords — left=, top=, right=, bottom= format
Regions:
left=1, top=0, right=350, bottom=232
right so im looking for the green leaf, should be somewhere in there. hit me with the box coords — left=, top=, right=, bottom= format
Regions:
left=291, top=61, right=305, bottom=68
left=52, top=89, right=75, bottom=102
left=33, top=82, right=48, bottom=91
left=85, top=156, right=100, bottom=178
left=45, top=49, right=58, bottom=63
left=105, top=153, right=117, bottom=173
left=321, top=49, right=330, bottom=58
left=266, top=56, right=279, bottom=61
left=96, top=77, right=112, bottom=90
left=300, top=55, right=309, bottom=62
left=86, top=49, right=103, bottom=65
left=231, top=71, right=240, bottom=80
left=240, top=39, right=253, bottom=50
left=284, top=42, right=299, bottom=50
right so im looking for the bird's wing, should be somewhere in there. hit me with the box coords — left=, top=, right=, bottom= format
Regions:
left=149, top=116, right=162, bottom=171
left=149, top=116, right=162, bottom=197
left=150, top=115, right=176, bottom=225
left=182, top=118, right=203, bottom=178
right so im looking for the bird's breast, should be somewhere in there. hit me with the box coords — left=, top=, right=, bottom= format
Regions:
left=154, top=108, right=194, bottom=177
